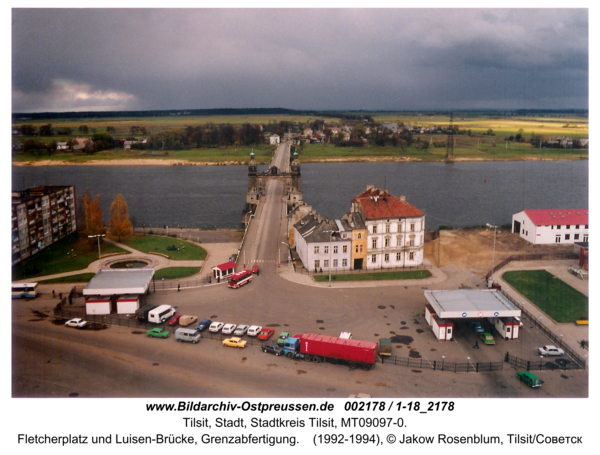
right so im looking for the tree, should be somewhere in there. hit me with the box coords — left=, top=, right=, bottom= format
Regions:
left=109, top=193, right=132, bottom=241
left=38, top=123, right=53, bottom=136
left=80, top=190, right=106, bottom=250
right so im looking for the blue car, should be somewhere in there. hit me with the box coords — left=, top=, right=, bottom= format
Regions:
left=469, top=321, right=485, bottom=333
left=196, top=318, right=212, bottom=332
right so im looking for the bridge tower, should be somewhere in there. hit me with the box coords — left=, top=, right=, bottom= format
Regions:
left=248, top=151, right=257, bottom=190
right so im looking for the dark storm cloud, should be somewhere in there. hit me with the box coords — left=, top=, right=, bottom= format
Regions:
left=11, top=8, right=588, bottom=112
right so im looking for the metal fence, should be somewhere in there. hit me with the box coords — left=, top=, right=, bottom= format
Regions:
left=485, top=252, right=578, bottom=280
left=296, top=263, right=432, bottom=277
left=382, top=355, right=504, bottom=373
left=505, top=352, right=585, bottom=371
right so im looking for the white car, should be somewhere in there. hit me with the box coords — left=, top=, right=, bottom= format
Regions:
left=234, top=324, right=249, bottom=336
left=538, top=345, right=565, bottom=356
left=222, top=323, right=237, bottom=335
left=209, top=321, right=224, bottom=333
left=247, top=325, right=262, bottom=337
left=65, top=318, right=88, bottom=328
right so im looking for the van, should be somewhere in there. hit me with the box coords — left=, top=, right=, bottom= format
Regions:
left=175, top=328, right=201, bottom=344
left=517, top=371, right=542, bottom=388
left=148, top=305, right=176, bottom=324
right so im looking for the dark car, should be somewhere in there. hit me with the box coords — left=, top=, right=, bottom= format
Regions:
left=196, top=318, right=212, bottom=332
left=167, top=315, right=182, bottom=326
left=262, top=342, right=283, bottom=356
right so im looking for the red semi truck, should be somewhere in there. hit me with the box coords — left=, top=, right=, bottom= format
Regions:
left=283, top=333, right=378, bottom=370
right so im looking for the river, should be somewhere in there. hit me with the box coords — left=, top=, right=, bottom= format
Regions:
left=12, top=160, right=588, bottom=230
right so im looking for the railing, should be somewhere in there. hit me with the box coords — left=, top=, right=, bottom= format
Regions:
left=381, top=355, right=503, bottom=373
left=505, top=352, right=585, bottom=371
left=297, top=263, right=432, bottom=276
left=485, top=252, right=578, bottom=280
left=152, top=275, right=212, bottom=291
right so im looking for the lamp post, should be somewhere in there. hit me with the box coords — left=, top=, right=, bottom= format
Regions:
left=486, top=223, right=497, bottom=286
left=88, top=234, right=105, bottom=260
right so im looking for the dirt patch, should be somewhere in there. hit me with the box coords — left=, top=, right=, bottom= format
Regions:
left=424, top=229, right=574, bottom=277
left=297, top=370, right=307, bottom=375
left=391, top=335, right=414, bottom=345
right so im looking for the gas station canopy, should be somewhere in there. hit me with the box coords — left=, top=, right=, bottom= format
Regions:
left=424, top=289, right=521, bottom=319
left=83, top=269, right=155, bottom=296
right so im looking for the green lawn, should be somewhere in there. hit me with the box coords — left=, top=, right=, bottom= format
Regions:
left=120, top=234, right=207, bottom=260
left=12, top=233, right=129, bottom=281
left=153, top=267, right=202, bottom=280
left=39, top=273, right=97, bottom=284
left=502, top=270, right=588, bottom=323
left=313, top=270, right=431, bottom=282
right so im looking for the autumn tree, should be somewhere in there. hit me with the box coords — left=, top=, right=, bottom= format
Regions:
left=80, top=190, right=106, bottom=250
left=109, top=193, right=132, bottom=241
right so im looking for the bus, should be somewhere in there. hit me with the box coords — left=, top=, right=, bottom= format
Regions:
left=228, top=270, right=253, bottom=289
left=12, top=283, right=38, bottom=299
left=148, top=305, right=176, bottom=324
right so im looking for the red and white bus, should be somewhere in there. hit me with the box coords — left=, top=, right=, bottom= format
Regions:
left=228, top=270, right=253, bottom=289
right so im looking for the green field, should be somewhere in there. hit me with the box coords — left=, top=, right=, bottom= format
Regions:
left=313, top=269, right=431, bottom=282
left=121, top=234, right=207, bottom=260
left=153, top=267, right=201, bottom=280
left=12, top=233, right=129, bottom=281
left=502, top=270, right=588, bottom=323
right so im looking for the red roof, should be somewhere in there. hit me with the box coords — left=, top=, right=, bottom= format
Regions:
left=214, top=261, right=237, bottom=271
left=524, top=209, right=588, bottom=226
left=353, top=187, right=424, bottom=220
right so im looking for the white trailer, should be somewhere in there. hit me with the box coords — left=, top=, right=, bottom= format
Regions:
left=148, top=305, right=176, bottom=324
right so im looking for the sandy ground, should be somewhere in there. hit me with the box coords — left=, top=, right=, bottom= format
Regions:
left=424, top=229, right=576, bottom=278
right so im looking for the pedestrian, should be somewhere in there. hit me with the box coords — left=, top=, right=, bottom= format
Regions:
left=59, top=293, right=62, bottom=300
left=473, top=340, right=479, bottom=349
left=580, top=340, right=586, bottom=349
left=217, top=276, right=220, bottom=284
left=52, top=290, right=56, bottom=298
left=177, top=284, right=180, bottom=292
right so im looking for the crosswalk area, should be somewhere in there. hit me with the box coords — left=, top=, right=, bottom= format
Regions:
left=249, top=259, right=278, bottom=263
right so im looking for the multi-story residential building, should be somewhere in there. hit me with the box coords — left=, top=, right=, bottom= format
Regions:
left=340, top=212, right=367, bottom=270
left=12, top=186, right=77, bottom=265
left=512, top=209, right=588, bottom=245
left=350, top=185, right=425, bottom=269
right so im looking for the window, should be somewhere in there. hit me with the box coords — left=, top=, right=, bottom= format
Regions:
left=575, top=225, right=580, bottom=229
left=324, top=260, right=329, bottom=268
left=385, top=238, right=390, bottom=247
left=357, top=233, right=362, bottom=239
left=575, top=234, right=580, bottom=240
left=409, top=252, right=414, bottom=260
left=355, top=245, right=359, bottom=253
left=359, top=245, right=363, bottom=253
left=372, top=239, right=377, bottom=249
left=566, top=225, right=571, bottom=229
left=585, top=225, right=589, bottom=229
left=557, top=225, right=561, bottom=230
left=386, top=224, right=390, bottom=233
left=372, top=225, right=377, bottom=234
left=409, top=239, right=415, bottom=246
left=314, top=260, right=320, bottom=269
left=583, top=235, right=588, bottom=242
left=314, top=246, right=319, bottom=254
left=384, top=253, right=389, bottom=262
left=342, top=259, right=347, bottom=267
left=343, top=245, right=347, bottom=253
left=324, top=245, right=329, bottom=254
left=555, top=235, right=561, bottom=243
left=565, top=234, right=570, bottom=240
left=410, top=223, right=415, bottom=231
left=333, top=246, right=338, bottom=254
left=371, top=254, right=377, bottom=263
left=396, top=252, right=401, bottom=261
left=333, top=259, right=338, bottom=267
left=397, top=236, right=402, bottom=247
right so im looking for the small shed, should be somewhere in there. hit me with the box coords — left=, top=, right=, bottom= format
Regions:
left=83, top=269, right=154, bottom=314
left=494, top=317, right=520, bottom=340
left=212, top=261, right=237, bottom=280
left=86, top=298, right=112, bottom=315
left=116, top=295, right=140, bottom=315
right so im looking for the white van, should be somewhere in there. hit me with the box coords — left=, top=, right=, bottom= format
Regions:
left=148, top=305, right=176, bottom=324
left=175, top=328, right=201, bottom=344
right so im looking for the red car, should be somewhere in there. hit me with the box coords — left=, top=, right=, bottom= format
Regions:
left=257, top=328, right=274, bottom=340
left=252, top=264, right=259, bottom=275
left=167, top=315, right=182, bottom=326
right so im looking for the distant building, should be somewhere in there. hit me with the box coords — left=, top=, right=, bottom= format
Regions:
left=269, top=134, right=280, bottom=145
left=12, top=186, right=77, bottom=265
left=512, top=209, right=588, bottom=245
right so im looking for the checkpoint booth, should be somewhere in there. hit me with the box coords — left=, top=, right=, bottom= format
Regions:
left=83, top=269, right=155, bottom=315
left=212, top=261, right=237, bottom=280
left=424, top=289, right=522, bottom=341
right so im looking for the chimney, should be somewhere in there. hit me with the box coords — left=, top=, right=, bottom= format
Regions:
left=400, top=195, right=406, bottom=202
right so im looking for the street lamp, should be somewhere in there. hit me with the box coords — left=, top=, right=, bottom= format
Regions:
left=88, top=234, right=105, bottom=260
left=486, top=223, right=497, bottom=287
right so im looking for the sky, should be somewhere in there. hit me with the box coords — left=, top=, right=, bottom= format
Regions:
left=11, top=8, right=589, bottom=113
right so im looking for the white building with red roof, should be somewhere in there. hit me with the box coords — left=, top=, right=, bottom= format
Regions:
left=351, top=185, right=425, bottom=269
left=512, top=209, right=588, bottom=245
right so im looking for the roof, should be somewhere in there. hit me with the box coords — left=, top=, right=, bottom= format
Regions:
left=424, top=290, right=521, bottom=319
left=522, top=209, right=588, bottom=226
left=83, top=269, right=155, bottom=296
left=294, top=213, right=349, bottom=243
left=352, top=187, right=424, bottom=220
left=213, top=261, right=237, bottom=271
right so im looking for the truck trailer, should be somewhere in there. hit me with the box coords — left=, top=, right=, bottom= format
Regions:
left=283, top=333, right=378, bottom=370
left=135, top=304, right=157, bottom=321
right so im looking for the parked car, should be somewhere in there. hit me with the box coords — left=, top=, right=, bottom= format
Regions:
left=147, top=328, right=170, bottom=339
left=196, top=318, right=212, bottom=332
left=517, top=371, right=542, bottom=388
left=179, top=315, right=198, bottom=327
left=262, top=342, right=283, bottom=356
left=252, top=264, right=259, bottom=275
left=167, top=315, right=182, bottom=326
left=209, top=321, right=225, bottom=333
left=480, top=332, right=495, bottom=345
left=257, top=328, right=274, bottom=340
left=65, top=318, right=88, bottom=329
left=234, top=324, right=249, bottom=336
left=539, top=345, right=564, bottom=356
left=277, top=331, right=291, bottom=346
left=247, top=325, right=262, bottom=336
left=222, top=323, right=237, bottom=334
left=222, top=337, right=247, bottom=348
left=469, top=321, right=485, bottom=333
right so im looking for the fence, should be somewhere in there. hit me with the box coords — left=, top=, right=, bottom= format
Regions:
left=382, top=355, right=504, bottom=373
left=485, top=252, right=578, bottom=280
left=505, top=352, right=584, bottom=371
left=296, top=263, right=432, bottom=277
left=499, top=290, right=587, bottom=369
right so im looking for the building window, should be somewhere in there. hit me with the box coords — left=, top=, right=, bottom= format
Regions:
left=314, top=260, right=320, bottom=269
left=583, top=235, right=588, bottom=242
left=314, top=246, right=319, bottom=254
left=343, top=245, right=347, bottom=253
left=575, top=225, right=580, bottom=229
left=565, top=234, right=570, bottom=240
left=384, top=253, right=389, bottom=262
left=333, top=246, right=338, bottom=254
left=355, top=245, right=359, bottom=253
left=585, top=225, right=589, bottom=229
left=324, top=245, right=329, bottom=254
left=397, top=236, right=402, bottom=247
left=555, top=235, right=561, bottom=243
left=566, top=225, right=570, bottom=229
left=371, top=254, right=377, bottom=263
left=575, top=234, right=580, bottom=240
left=372, top=239, right=377, bottom=249
left=396, top=252, right=401, bottom=261
left=357, top=233, right=362, bottom=239
left=324, top=260, right=329, bottom=268
left=410, top=223, right=415, bottom=231
left=409, top=239, right=415, bottom=246
left=557, top=225, right=561, bottom=230
left=342, top=259, right=348, bottom=267
left=386, top=224, right=390, bottom=233
left=409, top=252, right=414, bottom=260
left=385, top=238, right=390, bottom=247
left=359, top=245, right=363, bottom=253
left=333, top=259, right=338, bottom=267
left=372, top=225, right=377, bottom=234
